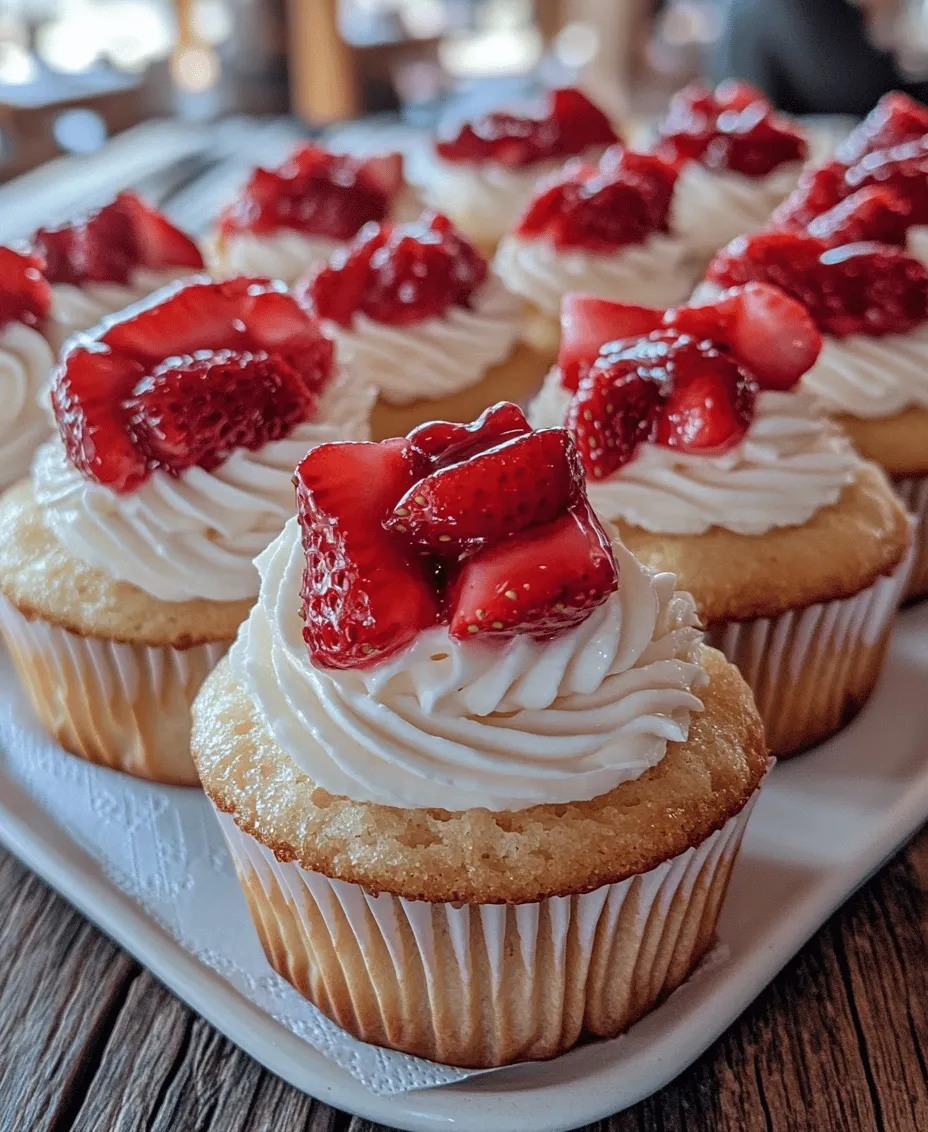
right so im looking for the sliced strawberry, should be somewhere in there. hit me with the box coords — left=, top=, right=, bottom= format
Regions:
left=806, top=185, right=911, bottom=247
left=654, top=343, right=756, bottom=453
left=124, top=350, right=317, bottom=475
left=559, top=293, right=664, bottom=392
left=387, top=429, right=583, bottom=552
left=836, top=91, right=928, bottom=165
left=51, top=346, right=147, bottom=492
left=845, top=136, right=928, bottom=225
left=296, top=439, right=440, bottom=668
left=771, top=161, right=848, bottom=230
left=407, top=401, right=530, bottom=466
left=0, top=247, right=51, bottom=331
left=448, top=504, right=618, bottom=640
left=240, top=287, right=334, bottom=394
left=714, top=80, right=768, bottom=111
left=118, top=192, right=204, bottom=271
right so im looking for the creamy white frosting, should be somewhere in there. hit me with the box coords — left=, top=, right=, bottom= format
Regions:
left=0, top=321, right=55, bottom=488
left=33, top=368, right=376, bottom=602
left=670, top=161, right=803, bottom=260
left=408, top=144, right=605, bottom=246
left=326, top=274, right=524, bottom=406
left=530, top=370, right=859, bottom=535
left=210, top=230, right=341, bottom=286
left=493, top=233, right=696, bottom=315
left=801, top=322, right=928, bottom=419
left=230, top=518, right=707, bottom=811
left=46, top=269, right=195, bottom=354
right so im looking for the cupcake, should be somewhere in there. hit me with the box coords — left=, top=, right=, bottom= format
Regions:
left=408, top=87, right=619, bottom=256
left=654, top=81, right=808, bottom=266
left=494, top=145, right=697, bottom=354
left=295, top=211, right=546, bottom=438
left=530, top=285, right=911, bottom=756
left=0, top=277, right=374, bottom=784
left=33, top=191, right=204, bottom=353
left=0, top=247, right=55, bottom=487
left=191, top=402, right=767, bottom=1067
left=707, top=229, right=928, bottom=601
left=209, top=145, right=416, bottom=284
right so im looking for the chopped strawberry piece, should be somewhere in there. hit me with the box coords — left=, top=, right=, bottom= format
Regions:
left=124, top=350, right=317, bottom=475
left=219, top=145, right=403, bottom=240
left=388, top=429, right=583, bottom=552
left=559, top=293, right=664, bottom=392
left=304, top=211, right=487, bottom=327
left=836, top=92, right=928, bottom=165
left=448, top=504, right=618, bottom=640
left=806, top=186, right=911, bottom=247
left=516, top=146, right=678, bottom=252
left=0, top=247, right=51, bottom=332
left=707, top=230, right=928, bottom=337
left=34, top=192, right=202, bottom=287
left=845, top=136, right=928, bottom=224
left=296, top=439, right=440, bottom=668
left=654, top=343, right=756, bottom=453
left=714, top=79, right=770, bottom=111
left=771, top=161, right=848, bottom=230
left=408, top=401, right=530, bottom=466
left=435, top=87, right=618, bottom=167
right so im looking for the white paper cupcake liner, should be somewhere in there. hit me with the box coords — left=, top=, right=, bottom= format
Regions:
left=0, top=598, right=227, bottom=784
left=213, top=782, right=762, bottom=1069
left=894, top=474, right=928, bottom=601
left=706, top=546, right=911, bottom=756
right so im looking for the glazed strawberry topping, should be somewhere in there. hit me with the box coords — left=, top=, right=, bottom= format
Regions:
left=295, top=402, right=617, bottom=667
left=434, top=87, right=618, bottom=167
left=707, top=230, right=928, bottom=337
left=219, top=145, right=404, bottom=240
left=771, top=161, right=848, bottom=230
left=836, top=92, right=928, bottom=165
left=805, top=186, right=912, bottom=247
left=51, top=278, right=333, bottom=492
left=300, top=211, right=487, bottom=327
left=0, top=247, right=51, bottom=332
left=655, top=81, right=807, bottom=177
left=34, top=192, right=203, bottom=287
left=515, top=146, right=678, bottom=251
left=844, top=136, right=928, bottom=225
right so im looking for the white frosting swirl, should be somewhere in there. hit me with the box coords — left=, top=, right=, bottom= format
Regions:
left=530, top=371, right=859, bottom=535
left=493, top=234, right=697, bottom=315
left=33, top=369, right=376, bottom=602
left=230, top=519, right=707, bottom=811
left=670, top=162, right=803, bottom=260
left=209, top=230, right=341, bottom=286
left=408, top=144, right=605, bottom=246
left=0, top=321, right=55, bottom=488
left=47, top=269, right=195, bottom=354
left=326, top=274, right=524, bottom=405
left=801, top=322, right=928, bottom=419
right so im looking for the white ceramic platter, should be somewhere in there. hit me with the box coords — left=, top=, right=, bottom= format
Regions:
left=2, top=603, right=928, bottom=1132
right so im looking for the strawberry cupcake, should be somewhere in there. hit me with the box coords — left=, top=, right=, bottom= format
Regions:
left=654, top=81, right=808, bottom=267
left=707, top=230, right=928, bottom=601
left=0, top=277, right=374, bottom=785
left=210, top=146, right=415, bottom=285
left=297, top=211, right=545, bottom=438
left=191, top=402, right=767, bottom=1067
left=408, top=87, right=619, bottom=255
left=530, top=286, right=910, bottom=756
left=33, top=191, right=204, bottom=353
left=494, top=146, right=697, bottom=354
left=0, top=247, right=55, bottom=487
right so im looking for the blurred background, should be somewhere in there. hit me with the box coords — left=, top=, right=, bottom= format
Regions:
left=2, top=0, right=928, bottom=182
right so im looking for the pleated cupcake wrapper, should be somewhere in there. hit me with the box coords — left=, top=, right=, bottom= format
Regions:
left=0, top=597, right=227, bottom=785
left=894, top=474, right=928, bottom=601
left=213, top=784, right=761, bottom=1069
left=706, top=544, right=912, bottom=757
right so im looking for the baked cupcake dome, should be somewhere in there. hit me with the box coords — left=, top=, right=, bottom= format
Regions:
left=529, top=287, right=911, bottom=756
left=192, top=403, right=767, bottom=1066
left=0, top=277, right=374, bottom=784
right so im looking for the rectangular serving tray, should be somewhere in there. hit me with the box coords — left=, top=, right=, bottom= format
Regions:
left=2, top=602, right=928, bottom=1132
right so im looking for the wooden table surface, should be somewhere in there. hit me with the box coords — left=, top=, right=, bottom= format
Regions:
left=2, top=828, right=928, bottom=1132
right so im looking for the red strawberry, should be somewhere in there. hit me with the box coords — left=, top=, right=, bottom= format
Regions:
left=654, top=344, right=756, bottom=453
left=387, top=429, right=584, bottom=552
left=714, top=80, right=768, bottom=111
left=407, top=401, right=530, bottom=466
left=118, top=192, right=204, bottom=272
left=836, top=92, right=928, bottom=165
left=770, top=161, right=848, bottom=229
left=0, top=247, right=51, bottom=331
left=124, top=350, right=317, bottom=475
left=296, top=439, right=440, bottom=668
left=239, top=287, right=334, bottom=394
left=51, top=347, right=147, bottom=492
left=448, top=504, right=618, bottom=640
left=306, top=211, right=487, bottom=327
left=845, top=136, right=928, bottom=224
left=358, top=152, right=404, bottom=197
left=559, top=293, right=664, bottom=392
left=806, top=186, right=911, bottom=247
